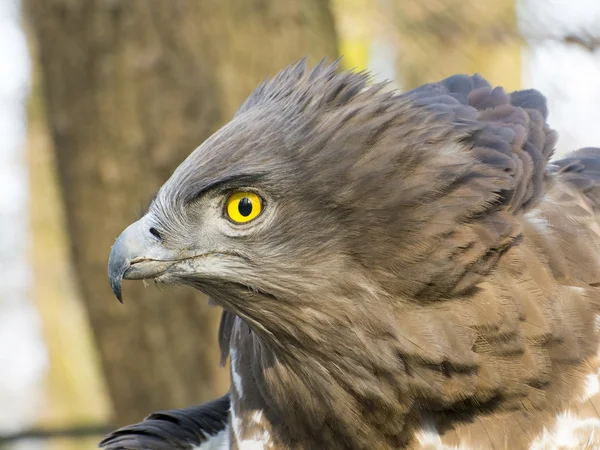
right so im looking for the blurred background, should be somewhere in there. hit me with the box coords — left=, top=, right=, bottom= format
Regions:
left=1, top=0, right=600, bottom=448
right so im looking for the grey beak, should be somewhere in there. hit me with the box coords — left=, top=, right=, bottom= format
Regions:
left=108, top=235, right=128, bottom=303
left=108, top=219, right=177, bottom=303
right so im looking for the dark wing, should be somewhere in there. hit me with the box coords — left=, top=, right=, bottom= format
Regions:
left=403, top=74, right=557, bottom=215
left=552, top=147, right=600, bottom=209
left=98, top=394, right=230, bottom=450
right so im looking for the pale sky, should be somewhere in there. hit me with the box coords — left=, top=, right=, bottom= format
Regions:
left=519, top=0, right=600, bottom=155
left=0, top=0, right=47, bottom=439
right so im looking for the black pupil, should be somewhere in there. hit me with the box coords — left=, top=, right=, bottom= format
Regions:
left=238, top=197, right=253, bottom=217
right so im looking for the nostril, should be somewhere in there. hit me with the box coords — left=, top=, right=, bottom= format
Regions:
left=149, top=227, right=162, bottom=240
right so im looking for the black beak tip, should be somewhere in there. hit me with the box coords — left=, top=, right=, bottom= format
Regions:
left=111, top=278, right=124, bottom=303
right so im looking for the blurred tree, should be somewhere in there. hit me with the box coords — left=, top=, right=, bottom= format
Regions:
left=387, top=0, right=521, bottom=92
left=24, top=0, right=338, bottom=426
left=26, top=57, right=112, bottom=450
left=331, top=0, right=377, bottom=71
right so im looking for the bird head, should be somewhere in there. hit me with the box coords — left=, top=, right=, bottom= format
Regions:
left=108, top=59, right=551, bottom=343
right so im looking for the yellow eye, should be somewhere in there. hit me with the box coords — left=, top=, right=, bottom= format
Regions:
left=226, top=192, right=263, bottom=223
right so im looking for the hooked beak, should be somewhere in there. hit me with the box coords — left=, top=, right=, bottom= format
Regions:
left=108, top=219, right=180, bottom=302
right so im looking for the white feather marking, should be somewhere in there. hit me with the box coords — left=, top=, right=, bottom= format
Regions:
left=238, top=430, right=272, bottom=449
left=231, top=402, right=244, bottom=448
left=415, top=420, right=460, bottom=449
left=249, top=411, right=272, bottom=448
left=524, top=209, right=551, bottom=234
left=529, top=412, right=600, bottom=450
left=414, top=413, right=600, bottom=450
left=415, top=365, right=600, bottom=450
left=231, top=406, right=271, bottom=450
left=230, top=344, right=272, bottom=449
left=192, top=425, right=230, bottom=449
left=530, top=331, right=600, bottom=450
left=584, top=370, right=600, bottom=399
left=415, top=420, right=466, bottom=450
left=230, top=346, right=243, bottom=400
left=229, top=345, right=245, bottom=447
left=251, top=410, right=264, bottom=425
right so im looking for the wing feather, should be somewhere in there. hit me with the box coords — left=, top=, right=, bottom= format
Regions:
left=98, top=394, right=230, bottom=450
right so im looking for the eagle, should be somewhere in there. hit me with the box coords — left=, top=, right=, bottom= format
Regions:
left=101, top=60, right=600, bottom=449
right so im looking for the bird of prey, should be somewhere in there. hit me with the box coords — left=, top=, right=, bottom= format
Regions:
left=102, top=60, right=600, bottom=449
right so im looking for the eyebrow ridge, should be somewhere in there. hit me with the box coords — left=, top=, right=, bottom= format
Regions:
left=181, top=173, right=267, bottom=205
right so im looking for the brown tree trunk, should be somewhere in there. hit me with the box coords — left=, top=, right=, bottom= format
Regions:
left=24, top=0, right=338, bottom=426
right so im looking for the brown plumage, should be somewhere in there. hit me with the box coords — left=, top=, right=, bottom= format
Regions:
left=103, top=60, right=600, bottom=449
